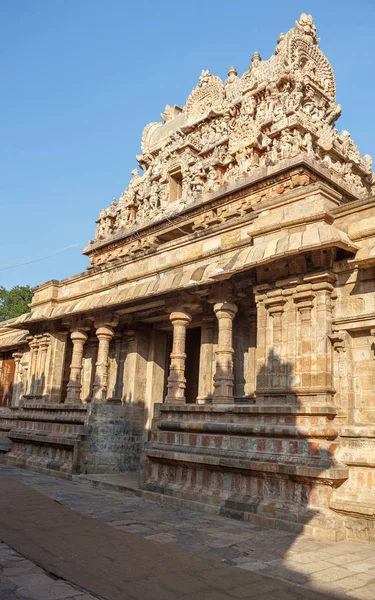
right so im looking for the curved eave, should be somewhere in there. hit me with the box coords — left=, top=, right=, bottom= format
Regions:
left=10, top=222, right=357, bottom=327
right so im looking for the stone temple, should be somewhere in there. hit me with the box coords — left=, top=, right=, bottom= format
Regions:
left=1, top=13, right=375, bottom=542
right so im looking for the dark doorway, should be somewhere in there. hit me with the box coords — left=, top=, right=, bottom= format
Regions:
left=185, top=327, right=201, bottom=404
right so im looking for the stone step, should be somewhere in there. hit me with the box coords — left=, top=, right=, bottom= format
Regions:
left=6, top=403, right=89, bottom=476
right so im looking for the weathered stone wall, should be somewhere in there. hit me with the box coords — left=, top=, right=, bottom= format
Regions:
left=79, top=402, right=145, bottom=473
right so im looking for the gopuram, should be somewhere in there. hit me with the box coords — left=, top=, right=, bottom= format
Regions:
left=1, top=13, right=375, bottom=541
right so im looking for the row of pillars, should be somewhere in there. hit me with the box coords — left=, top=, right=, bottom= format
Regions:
left=166, top=301, right=238, bottom=404
left=64, top=300, right=238, bottom=405
left=65, top=324, right=115, bottom=404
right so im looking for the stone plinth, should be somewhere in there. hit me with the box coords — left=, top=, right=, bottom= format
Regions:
left=0, top=407, right=19, bottom=454
left=7, top=403, right=88, bottom=477
left=143, top=403, right=348, bottom=540
left=79, top=401, right=146, bottom=474
left=329, top=425, right=375, bottom=541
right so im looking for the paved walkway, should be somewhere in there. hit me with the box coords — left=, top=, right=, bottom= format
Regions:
left=0, top=465, right=374, bottom=599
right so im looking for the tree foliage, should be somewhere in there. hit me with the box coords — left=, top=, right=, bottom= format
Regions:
left=0, top=285, right=33, bottom=321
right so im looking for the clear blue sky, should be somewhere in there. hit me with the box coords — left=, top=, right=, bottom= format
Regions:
left=1, top=0, right=374, bottom=290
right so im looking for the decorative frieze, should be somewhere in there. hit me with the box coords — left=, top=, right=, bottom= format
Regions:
left=89, top=12, right=372, bottom=266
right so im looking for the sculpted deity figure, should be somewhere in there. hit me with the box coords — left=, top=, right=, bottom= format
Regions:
left=280, top=128, right=293, bottom=159
left=291, top=129, right=302, bottom=156
left=206, top=166, right=220, bottom=192
left=150, top=181, right=161, bottom=210
left=188, top=159, right=206, bottom=194
left=242, top=94, right=256, bottom=119
left=108, top=198, right=117, bottom=216
left=268, top=138, right=279, bottom=163
left=95, top=199, right=119, bottom=239
left=257, top=99, right=267, bottom=122
left=302, top=58, right=317, bottom=79
left=95, top=209, right=107, bottom=239
left=287, top=81, right=304, bottom=112
left=302, top=132, right=314, bottom=155
left=118, top=205, right=130, bottom=228
left=273, top=97, right=284, bottom=122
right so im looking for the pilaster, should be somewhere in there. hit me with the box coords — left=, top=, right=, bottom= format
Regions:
left=197, top=315, right=216, bottom=404
left=11, top=352, right=23, bottom=407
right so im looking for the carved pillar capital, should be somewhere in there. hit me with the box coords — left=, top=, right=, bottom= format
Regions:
left=70, top=330, right=89, bottom=344
left=293, top=289, right=315, bottom=321
left=95, top=325, right=115, bottom=340
left=12, top=351, right=23, bottom=365
left=213, top=301, right=238, bottom=320
left=169, top=311, right=192, bottom=327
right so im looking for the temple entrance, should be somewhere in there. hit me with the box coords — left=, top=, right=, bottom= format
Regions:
left=185, top=327, right=201, bottom=404
left=0, top=351, right=15, bottom=407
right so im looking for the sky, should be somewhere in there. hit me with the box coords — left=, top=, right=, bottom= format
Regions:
left=1, top=0, right=374, bottom=290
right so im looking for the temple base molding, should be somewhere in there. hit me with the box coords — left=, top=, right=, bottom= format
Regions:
left=143, top=403, right=348, bottom=541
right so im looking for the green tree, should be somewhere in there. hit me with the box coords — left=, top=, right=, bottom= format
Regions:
left=0, top=285, right=33, bottom=321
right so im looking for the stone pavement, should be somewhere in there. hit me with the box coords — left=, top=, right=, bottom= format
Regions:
left=0, top=465, right=374, bottom=599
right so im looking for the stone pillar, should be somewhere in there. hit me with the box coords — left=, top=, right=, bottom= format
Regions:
left=45, top=331, right=69, bottom=403
left=109, top=333, right=123, bottom=399
left=92, top=325, right=115, bottom=402
left=213, top=302, right=238, bottom=404
left=197, top=315, right=216, bottom=404
left=65, top=330, right=88, bottom=404
left=313, top=279, right=335, bottom=392
left=11, top=352, right=23, bottom=407
left=246, top=308, right=257, bottom=398
left=165, top=311, right=192, bottom=403
left=36, top=335, right=50, bottom=396
left=26, top=336, right=39, bottom=396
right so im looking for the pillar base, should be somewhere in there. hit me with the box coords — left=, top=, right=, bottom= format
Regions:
left=196, top=396, right=212, bottom=405
left=212, top=397, right=235, bottom=404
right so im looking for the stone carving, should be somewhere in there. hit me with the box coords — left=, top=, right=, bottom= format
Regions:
left=93, top=13, right=374, bottom=245
left=185, top=70, right=225, bottom=123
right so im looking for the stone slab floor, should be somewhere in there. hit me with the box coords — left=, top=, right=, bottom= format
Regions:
left=0, top=465, right=374, bottom=600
